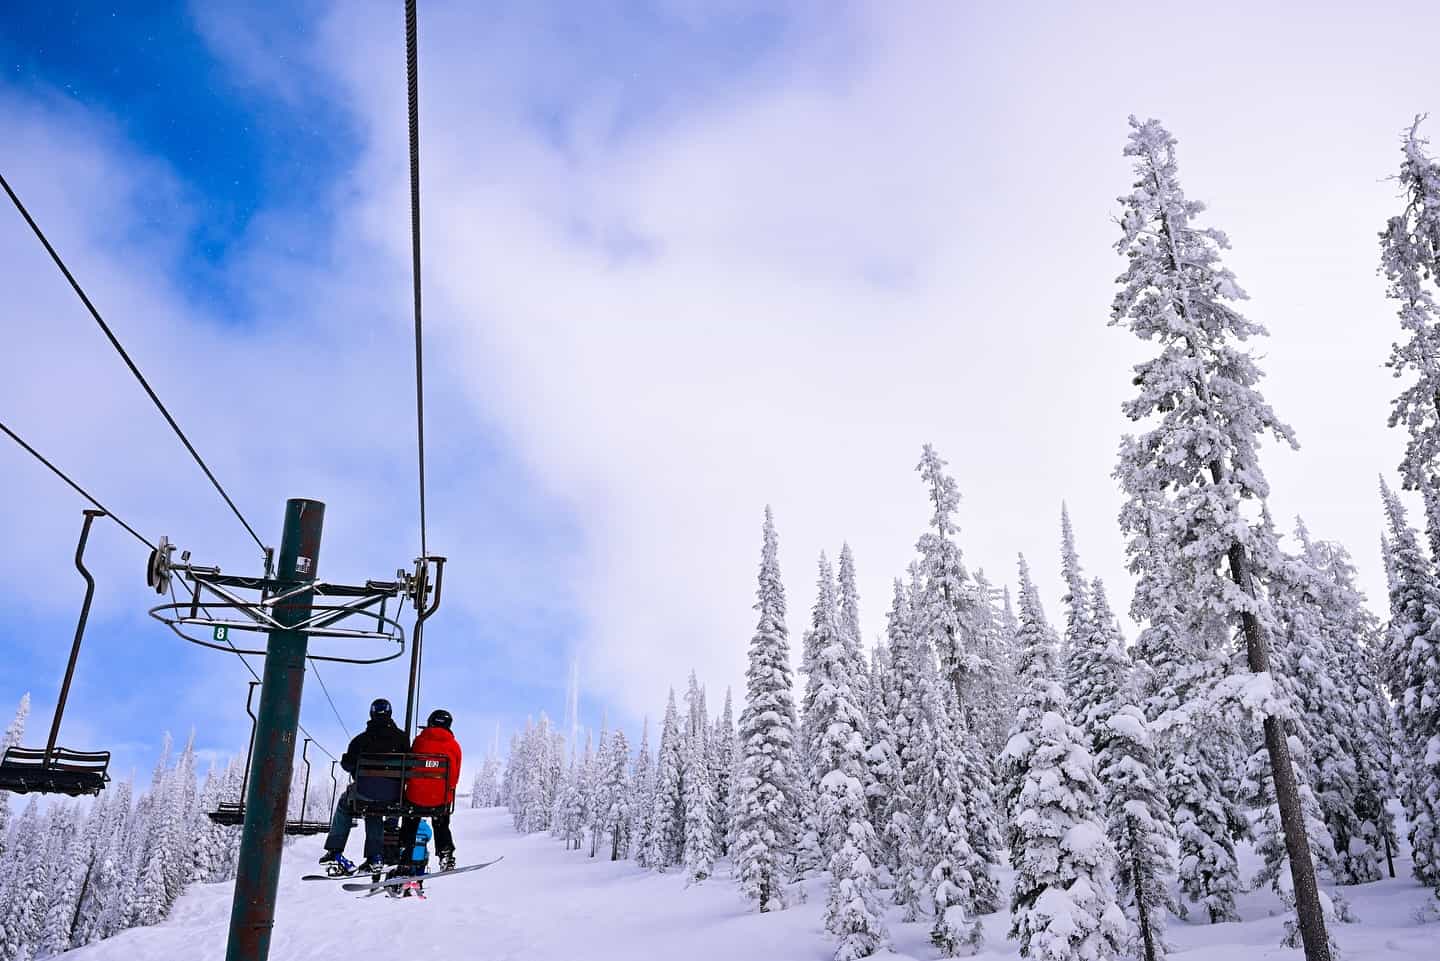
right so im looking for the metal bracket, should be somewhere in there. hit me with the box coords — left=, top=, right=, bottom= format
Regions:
left=147, top=548, right=416, bottom=664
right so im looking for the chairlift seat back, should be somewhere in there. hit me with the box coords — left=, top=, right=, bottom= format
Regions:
left=349, top=752, right=452, bottom=816
left=0, top=745, right=110, bottom=797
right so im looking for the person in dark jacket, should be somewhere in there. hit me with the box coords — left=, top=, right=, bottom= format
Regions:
left=320, top=697, right=410, bottom=873
left=396, top=708, right=462, bottom=871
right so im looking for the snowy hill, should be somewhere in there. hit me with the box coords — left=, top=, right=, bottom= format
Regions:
left=57, top=808, right=1436, bottom=961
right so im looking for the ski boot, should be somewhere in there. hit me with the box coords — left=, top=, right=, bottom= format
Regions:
left=437, top=850, right=456, bottom=872
left=356, top=858, right=384, bottom=879
left=322, top=852, right=356, bottom=877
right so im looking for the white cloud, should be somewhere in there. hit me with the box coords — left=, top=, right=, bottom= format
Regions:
left=5, top=0, right=1434, bottom=758
left=309, top=0, right=1430, bottom=722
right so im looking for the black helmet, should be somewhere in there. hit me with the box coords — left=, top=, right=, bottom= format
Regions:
left=370, top=698, right=393, bottom=719
left=426, top=708, right=453, bottom=730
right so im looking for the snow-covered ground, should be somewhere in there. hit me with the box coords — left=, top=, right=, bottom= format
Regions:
left=60, top=808, right=1437, bottom=960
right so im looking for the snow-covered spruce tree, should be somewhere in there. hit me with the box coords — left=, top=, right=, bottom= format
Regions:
left=710, top=689, right=736, bottom=856
left=968, top=567, right=1014, bottom=761
left=813, top=571, right=887, bottom=958
left=1099, top=705, right=1177, bottom=961
left=558, top=753, right=585, bottom=850
left=1315, top=537, right=1400, bottom=879
left=913, top=445, right=980, bottom=713
left=920, top=688, right=986, bottom=955
left=1380, top=478, right=1440, bottom=891
left=1001, top=554, right=1127, bottom=961
left=1067, top=574, right=1178, bottom=961
left=733, top=506, right=799, bottom=912
left=630, top=718, right=657, bottom=868
left=863, top=642, right=900, bottom=859
left=0, top=694, right=29, bottom=866
left=881, top=579, right=929, bottom=919
left=1125, top=498, right=1245, bottom=924
left=838, top=543, right=869, bottom=706
left=1274, top=519, right=1388, bottom=887
left=804, top=553, right=848, bottom=859
left=684, top=675, right=717, bottom=883
left=1381, top=117, right=1440, bottom=491
left=601, top=729, right=632, bottom=861
left=800, top=554, right=844, bottom=873
left=0, top=798, right=46, bottom=960
left=1000, top=556, right=1062, bottom=819
left=646, top=690, right=686, bottom=871
left=1059, top=502, right=1092, bottom=676
left=1110, top=116, right=1330, bottom=958
left=910, top=448, right=1003, bottom=891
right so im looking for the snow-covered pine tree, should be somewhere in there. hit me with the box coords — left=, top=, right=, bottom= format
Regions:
left=910, top=449, right=1003, bottom=901
left=968, top=567, right=1013, bottom=761
left=588, top=721, right=609, bottom=857
left=1000, top=556, right=1062, bottom=819
left=881, top=579, right=929, bottom=920
left=0, top=798, right=46, bottom=961
left=1126, top=497, right=1245, bottom=924
left=1073, top=577, right=1178, bottom=961
left=804, top=553, right=847, bottom=859
left=647, top=689, right=685, bottom=871
left=1099, top=703, right=1176, bottom=961
left=557, top=752, right=584, bottom=849
left=38, top=800, right=86, bottom=957
left=710, top=689, right=736, bottom=855
left=1001, top=554, right=1127, bottom=961
left=733, top=506, right=799, bottom=912
left=684, top=674, right=717, bottom=882
left=920, top=688, right=986, bottom=955
left=808, top=554, right=887, bottom=956
left=1315, top=537, right=1399, bottom=879
left=1059, top=502, right=1092, bottom=677
left=1381, top=118, right=1440, bottom=491
left=1380, top=478, right=1440, bottom=891
left=1110, top=116, right=1330, bottom=958
left=837, top=542, right=869, bottom=709
left=913, top=445, right=980, bottom=714
left=134, top=733, right=174, bottom=927
left=601, top=728, right=632, bottom=861
left=0, top=694, right=28, bottom=868
left=630, top=718, right=656, bottom=868
left=863, top=642, right=900, bottom=862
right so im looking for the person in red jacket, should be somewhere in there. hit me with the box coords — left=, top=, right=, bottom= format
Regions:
left=397, top=708, right=462, bottom=870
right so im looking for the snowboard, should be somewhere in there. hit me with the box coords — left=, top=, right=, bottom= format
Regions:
left=302, top=870, right=377, bottom=881
left=340, top=857, right=503, bottom=893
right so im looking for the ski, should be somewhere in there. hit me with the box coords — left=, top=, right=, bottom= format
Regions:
left=340, top=857, right=503, bottom=893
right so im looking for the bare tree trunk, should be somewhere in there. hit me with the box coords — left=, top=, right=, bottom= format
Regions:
left=1227, top=542, right=1332, bottom=961
left=1128, top=816, right=1159, bottom=961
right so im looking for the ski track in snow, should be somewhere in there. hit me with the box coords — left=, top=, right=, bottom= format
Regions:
left=58, top=808, right=1438, bottom=960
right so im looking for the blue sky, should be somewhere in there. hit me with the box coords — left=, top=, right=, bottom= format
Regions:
left=4, top=0, right=1439, bottom=783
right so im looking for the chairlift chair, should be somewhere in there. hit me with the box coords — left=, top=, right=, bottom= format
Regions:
left=207, top=680, right=259, bottom=826
left=0, top=510, right=112, bottom=797
left=282, top=738, right=331, bottom=836
left=346, top=752, right=454, bottom=819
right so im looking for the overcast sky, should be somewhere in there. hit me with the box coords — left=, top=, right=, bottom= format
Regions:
left=1, top=0, right=1435, bottom=777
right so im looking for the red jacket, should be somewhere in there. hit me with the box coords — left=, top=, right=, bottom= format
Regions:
left=406, top=725, right=462, bottom=807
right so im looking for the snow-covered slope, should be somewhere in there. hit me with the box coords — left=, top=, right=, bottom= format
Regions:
left=59, top=808, right=1436, bottom=960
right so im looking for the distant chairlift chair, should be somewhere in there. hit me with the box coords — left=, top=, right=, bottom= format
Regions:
left=0, top=510, right=112, bottom=797
left=207, top=681, right=260, bottom=826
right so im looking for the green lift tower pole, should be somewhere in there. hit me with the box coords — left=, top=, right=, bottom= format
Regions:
left=226, top=498, right=325, bottom=961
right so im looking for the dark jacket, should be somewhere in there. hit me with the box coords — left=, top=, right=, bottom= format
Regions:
left=340, top=717, right=409, bottom=775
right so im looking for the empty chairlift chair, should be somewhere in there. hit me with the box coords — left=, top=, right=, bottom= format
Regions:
left=207, top=680, right=260, bottom=826
left=282, top=739, right=333, bottom=836
left=0, top=510, right=112, bottom=797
